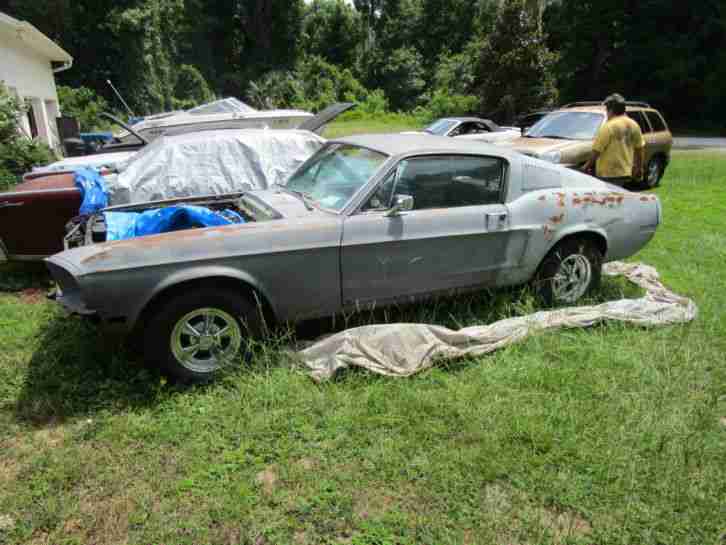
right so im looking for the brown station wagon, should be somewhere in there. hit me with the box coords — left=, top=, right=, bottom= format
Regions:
left=500, top=102, right=673, bottom=189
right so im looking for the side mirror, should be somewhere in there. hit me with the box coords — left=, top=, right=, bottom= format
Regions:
left=385, top=194, right=414, bottom=217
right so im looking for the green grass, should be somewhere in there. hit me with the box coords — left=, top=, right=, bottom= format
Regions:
left=1, top=150, right=725, bottom=545
left=324, top=113, right=421, bottom=138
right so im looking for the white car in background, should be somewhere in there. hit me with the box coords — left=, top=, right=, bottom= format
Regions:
left=404, top=117, right=521, bottom=143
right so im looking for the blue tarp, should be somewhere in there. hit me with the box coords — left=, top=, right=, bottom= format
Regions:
left=104, top=205, right=244, bottom=241
left=74, top=168, right=109, bottom=216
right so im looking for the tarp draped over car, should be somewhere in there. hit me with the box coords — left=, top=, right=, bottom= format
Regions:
left=297, top=262, right=698, bottom=381
left=105, top=129, right=326, bottom=206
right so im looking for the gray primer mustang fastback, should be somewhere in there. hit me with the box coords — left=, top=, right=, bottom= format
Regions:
left=46, top=133, right=660, bottom=382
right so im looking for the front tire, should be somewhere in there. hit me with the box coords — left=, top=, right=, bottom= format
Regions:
left=535, top=238, right=602, bottom=305
left=143, top=288, right=263, bottom=383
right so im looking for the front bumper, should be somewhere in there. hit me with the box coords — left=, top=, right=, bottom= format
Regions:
left=48, top=287, right=97, bottom=316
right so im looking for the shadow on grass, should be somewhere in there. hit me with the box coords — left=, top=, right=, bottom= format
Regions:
left=0, top=262, right=51, bottom=292
left=13, top=313, right=164, bottom=427
left=10, top=276, right=647, bottom=424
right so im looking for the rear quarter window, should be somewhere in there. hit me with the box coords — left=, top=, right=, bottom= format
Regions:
left=627, top=111, right=652, bottom=134
left=645, top=111, right=668, bottom=132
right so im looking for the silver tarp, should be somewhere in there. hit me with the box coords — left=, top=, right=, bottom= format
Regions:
left=105, top=129, right=325, bottom=205
left=298, top=262, right=698, bottom=381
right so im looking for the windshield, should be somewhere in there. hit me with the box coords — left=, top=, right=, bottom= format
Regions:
left=525, top=112, right=604, bottom=140
left=424, top=119, right=458, bottom=135
left=285, top=144, right=388, bottom=212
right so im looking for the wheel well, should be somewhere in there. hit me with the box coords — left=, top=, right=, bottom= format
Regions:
left=133, top=276, right=277, bottom=337
left=552, top=231, right=608, bottom=259
left=649, top=152, right=667, bottom=165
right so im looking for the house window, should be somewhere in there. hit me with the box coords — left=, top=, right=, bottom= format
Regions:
left=26, top=102, right=38, bottom=138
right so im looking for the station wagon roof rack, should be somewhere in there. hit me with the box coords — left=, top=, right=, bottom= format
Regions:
left=561, top=101, right=652, bottom=109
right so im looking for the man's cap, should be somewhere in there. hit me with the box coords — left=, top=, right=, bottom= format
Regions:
left=603, top=93, right=626, bottom=107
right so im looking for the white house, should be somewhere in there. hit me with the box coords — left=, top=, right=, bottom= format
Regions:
left=0, top=11, right=73, bottom=149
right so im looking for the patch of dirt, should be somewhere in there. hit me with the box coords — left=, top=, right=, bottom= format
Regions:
left=353, top=489, right=395, bottom=520
left=0, top=456, right=20, bottom=484
left=0, top=514, right=15, bottom=531
left=32, top=423, right=66, bottom=448
left=540, top=507, right=593, bottom=541
left=256, top=466, right=279, bottom=496
left=78, top=492, right=135, bottom=545
left=18, top=288, right=46, bottom=305
left=294, top=530, right=308, bottom=544
left=295, top=457, right=317, bottom=471
left=719, top=417, right=726, bottom=428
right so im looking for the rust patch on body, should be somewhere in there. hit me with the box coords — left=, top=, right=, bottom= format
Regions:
left=538, top=195, right=547, bottom=202
left=549, top=213, right=565, bottom=224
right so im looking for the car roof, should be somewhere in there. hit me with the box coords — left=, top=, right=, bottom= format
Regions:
left=331, top=133, right=519, bottom=160
left=551, top=105, right=659, bottom=114
left=438, top=117, right=491, bottom=123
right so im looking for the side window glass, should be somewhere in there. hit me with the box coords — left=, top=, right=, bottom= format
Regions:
left=646, top=111, right=667, bottom=132
left=627, top=111, right=652, bottom=133
left=450, top=123, right=466, bottom=136
left=450, top=156, right=505, bottom=206
left=393, top=155, right=505, bottom=210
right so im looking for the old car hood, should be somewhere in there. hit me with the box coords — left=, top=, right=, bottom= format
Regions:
left=500, top=137, right=575, bottom=154
left=48, top=189, right=338, bottom=276
left=2, top=172, right=78, bottom=194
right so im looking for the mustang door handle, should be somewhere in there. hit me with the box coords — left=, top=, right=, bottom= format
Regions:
left=0, top=201, right=24, bottom=208
left=486, top=212, right=508, bottom=230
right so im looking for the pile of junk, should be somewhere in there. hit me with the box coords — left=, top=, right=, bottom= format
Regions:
left=63, top=128, right=325, bottom=249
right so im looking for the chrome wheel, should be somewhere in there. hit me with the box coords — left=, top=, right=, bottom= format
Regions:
left=552, top=254, right=592, bottom=303
left=170, top=308, right=242, bottom=373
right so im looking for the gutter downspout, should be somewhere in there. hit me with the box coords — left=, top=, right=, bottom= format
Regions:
left=53, top=60, right=73, bottom=73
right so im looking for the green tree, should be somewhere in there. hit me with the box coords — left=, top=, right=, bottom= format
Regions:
left=302, top=0, right=364, bottom=67
left=172, top=65, right=216, bottom=110
left=475, top=0, right=558, bottom=122
left=57, top=86, right=109, bottom=131
left=545, top=0, right=726, bottom=127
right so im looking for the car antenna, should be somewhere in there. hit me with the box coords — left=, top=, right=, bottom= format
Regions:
left=106, top=79, right=136, bottom=118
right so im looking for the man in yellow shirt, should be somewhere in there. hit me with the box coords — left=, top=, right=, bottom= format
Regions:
left=584, top=94, right=645, bottom=186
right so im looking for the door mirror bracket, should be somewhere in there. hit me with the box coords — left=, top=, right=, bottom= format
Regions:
left=385, top=194, right=414, bottom=217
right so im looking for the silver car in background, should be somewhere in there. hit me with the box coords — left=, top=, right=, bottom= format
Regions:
left=46, top=134, right=660, bottom=383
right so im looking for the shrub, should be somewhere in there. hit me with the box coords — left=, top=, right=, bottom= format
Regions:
left=0, top=82, right=56, bottom=188
left=57, top=86, right=109, bottom=131
left=172, top=64, right=216, bottom=110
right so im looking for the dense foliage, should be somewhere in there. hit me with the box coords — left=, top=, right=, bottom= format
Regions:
left=1, top=0, right=723, bottom=127
left=0, top=84, right=56, bottom=190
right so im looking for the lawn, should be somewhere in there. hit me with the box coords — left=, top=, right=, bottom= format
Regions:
left=0, top=146, right=725, bottom=545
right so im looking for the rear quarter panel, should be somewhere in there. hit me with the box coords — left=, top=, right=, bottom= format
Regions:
left=507, top=163, right=659, bottom=276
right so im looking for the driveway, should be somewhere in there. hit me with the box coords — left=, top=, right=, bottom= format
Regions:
left=673, top=137, right=726, bottom=151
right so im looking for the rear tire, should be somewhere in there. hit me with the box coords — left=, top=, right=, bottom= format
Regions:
left=641, top=157, right=663, bottom=189
left=535, top=238, right=602, bottom=305
left=143, top=288, right=263, bottom=383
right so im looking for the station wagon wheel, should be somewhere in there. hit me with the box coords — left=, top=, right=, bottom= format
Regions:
left=143, top=288, right=263, bottom=383
left=642, top=157, right=663, bottom=189
left=535, top=238, right=602, bottom=305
